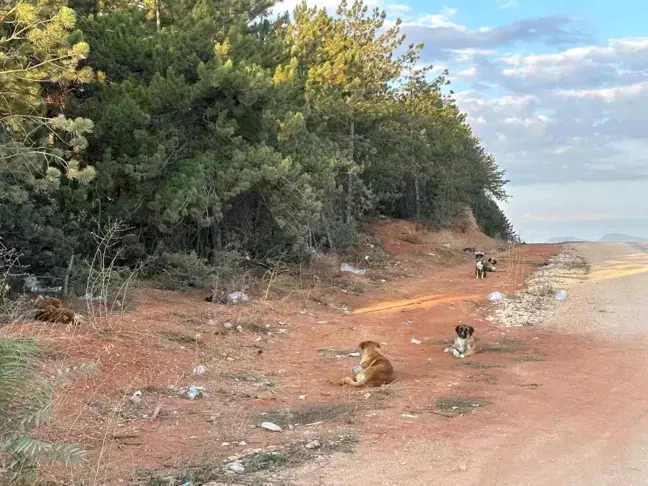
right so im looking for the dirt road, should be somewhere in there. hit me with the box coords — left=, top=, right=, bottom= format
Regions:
left=290, top=243, right=648, bottom=486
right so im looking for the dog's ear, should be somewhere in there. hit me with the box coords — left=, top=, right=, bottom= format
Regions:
left=359, top=341, right=369, bottom=350
left=455, top=325, right=461, bottom=335
left=467, top=325, right=474, bottom=336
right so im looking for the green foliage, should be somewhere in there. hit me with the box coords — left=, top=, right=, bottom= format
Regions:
left=0, top=338, right=97, bottom=482
left=2, top=0, right=517, bottom=286
left=0, top=0, right=95, bottom=180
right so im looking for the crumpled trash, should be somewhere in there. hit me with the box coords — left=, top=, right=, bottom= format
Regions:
left=226, top=462, right=245, bottom=473
left=306, top=440, right=321, bottom=449
left=193, top=365, right=207, bottom=376
left=411, top=338, right=422, bottom=345
left=261, top=421, right=282, bottom=432
left=554, top=289, right=568, bottom=301
left=185, top=385, right=205, bottom=400
left=227, top=291, right=249, bottom=305
left=488, top=291, right=505, bottom=302
left=340, top=263, right=367, bottom=276
left=129, top=390, right=142, bottom=405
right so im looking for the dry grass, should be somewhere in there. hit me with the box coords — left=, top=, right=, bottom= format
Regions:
left=316, top=347, right=359, bottom=360
left=257, top=403, right=356, bottom=428
left=436, top=397, right=491, bottom=415
left=138, top=431, right=358, bottom=485
left=461, top=361, right=503, bottom=369
left=482, top=339, right=525, bottom=353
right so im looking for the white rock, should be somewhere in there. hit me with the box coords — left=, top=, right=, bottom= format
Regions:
left=261, top=422, right=282, bottom=432
left=305, top=440, right=321, bottom=449
left=226, top=462, right=245, bottom=473
left=410, top=338, right=422, bottom=345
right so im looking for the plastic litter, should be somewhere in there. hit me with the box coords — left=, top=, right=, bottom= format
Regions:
left=129, top=390, right=142, bottom=405
left=261, top=421, right=282, bottom=432
left=555, top=289, right=568, bottom=301
left=227, top=291, right=249, bottom=305
left=488, top=291, right=505, bottom=302
left=340, top=263, right=367, bottom=276
left=411, top=338, right=422, bottom=345
left=352, top=365, right=363, bottom=375
left=226, top=462, right=245, bottom=473
left=193, top=365, right=207, bottom=376
left=186, top=385, right=204, bottom=400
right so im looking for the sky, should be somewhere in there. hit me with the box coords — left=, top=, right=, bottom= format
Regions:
left=273, top=0, right=648, bottom=242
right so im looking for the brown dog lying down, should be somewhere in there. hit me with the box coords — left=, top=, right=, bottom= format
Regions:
left=340, top=340, right=395, bottom=388
left=34, top=296, right=81, bottom=325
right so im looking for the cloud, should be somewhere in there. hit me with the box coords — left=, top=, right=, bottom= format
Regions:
left=400, top=9, right=591, bottom=60
left=498, top=0, right=517, bottom=9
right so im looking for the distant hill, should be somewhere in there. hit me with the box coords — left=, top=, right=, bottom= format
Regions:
left=546, top=236, right=587, bottom=243
left=599, top=233, right=648, bottom=243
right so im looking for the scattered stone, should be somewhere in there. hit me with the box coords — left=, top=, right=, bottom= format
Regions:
left=226, top=356, right=235, bottom=362
left=410, top=338, right=422, bottom=345
left=236, top=325, right=244, bottom=333
left=305, top=440, right=321, bottom=449
left=223, top=322, right=233, bottom=329
left=348, top=351, right=361, bottom=357
left=261, top=422, right=282, bottom=432
left=317, top=320, right=328, bottom=324
left=298, top=394, right=307, bottom=400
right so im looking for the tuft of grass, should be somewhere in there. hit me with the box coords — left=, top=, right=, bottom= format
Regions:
left=482, top=339, right=525, bottom=354
left=461, top=361, right=503, bottom=369
left=138, top=432, right=358, bottom=485
left=519, top=383, right=541, bottom=389
left=159, top=331, right=205, bottom=347
left=425, top=338, right=453, bottom=347
left=474, top=373, right=498, bottom=384
left=436, top=397, right=491, bottom=415
left=220, top=370, right=277, bottom=386
left=316, top=347, right=358, bottom=360
left=258, top=403, right=355, bottom=428
left=513, top=354, right=545, bottom=362
left=244, top=452, right=287, bottom=472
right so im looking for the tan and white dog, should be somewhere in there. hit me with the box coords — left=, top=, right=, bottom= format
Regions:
left=444, top=324, right=480, bottom=358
